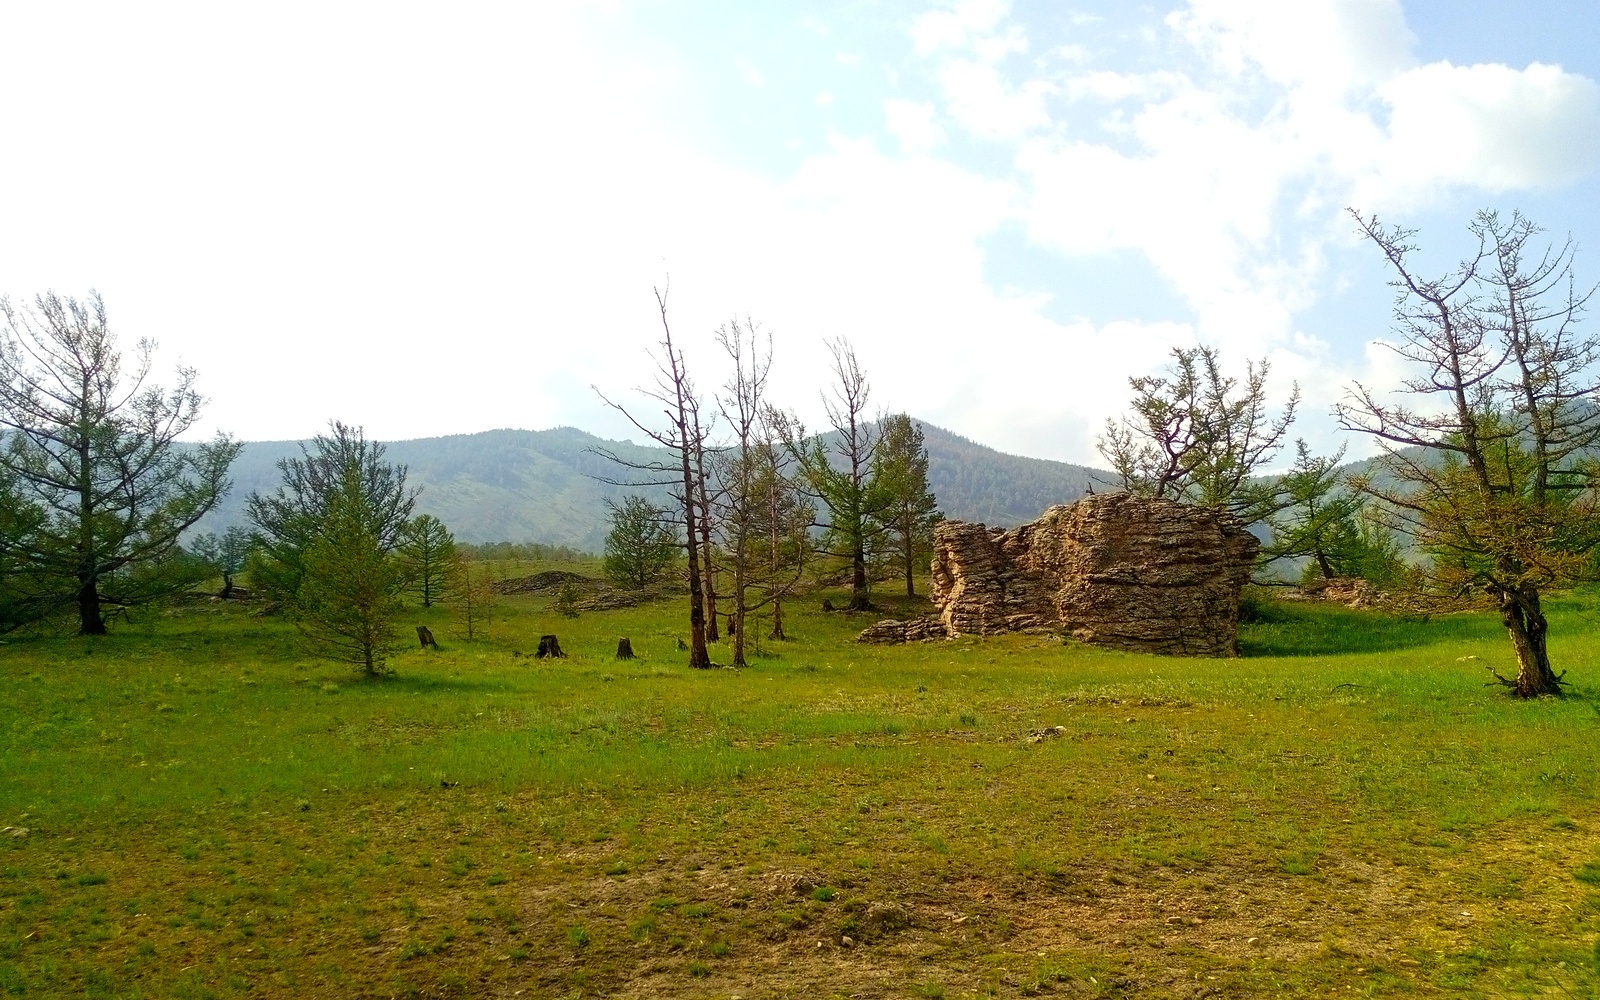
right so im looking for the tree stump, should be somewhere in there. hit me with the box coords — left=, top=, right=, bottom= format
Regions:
left=676, top=637, right=688, bottom=651
left=821, top=598, right=835, bottom=613
left=615, top=637, right=635, bottom=660
left=536, top=634, right=566, bottom=659
left=416, top=625, right=438, bottom=649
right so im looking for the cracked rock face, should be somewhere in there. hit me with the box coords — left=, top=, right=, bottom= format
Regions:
left=930, top=493, right=1259, bottom=656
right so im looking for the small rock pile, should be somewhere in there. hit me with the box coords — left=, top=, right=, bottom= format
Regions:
left=855, top=616, right=947, bottom=645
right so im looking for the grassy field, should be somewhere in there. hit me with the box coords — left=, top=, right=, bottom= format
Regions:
left=3, top=573, right=1600, bottom=998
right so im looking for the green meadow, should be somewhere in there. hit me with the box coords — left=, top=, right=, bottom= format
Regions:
left=3, top=576, right=1600, bottom=998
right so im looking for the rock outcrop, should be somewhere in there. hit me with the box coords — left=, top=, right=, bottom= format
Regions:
left=929, top=493, right=1259, bottom=656
left=856, top=616, right=948, bottom=645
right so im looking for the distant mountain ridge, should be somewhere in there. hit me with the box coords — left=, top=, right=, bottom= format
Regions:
left=192, top=422, right=1109, bottom=551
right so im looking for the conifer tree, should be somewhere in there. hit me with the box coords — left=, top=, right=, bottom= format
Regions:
left=871, top=414, right=941, bottom=597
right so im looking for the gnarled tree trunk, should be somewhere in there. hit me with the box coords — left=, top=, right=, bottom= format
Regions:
left=1500, top=586, right=1560, bottom=697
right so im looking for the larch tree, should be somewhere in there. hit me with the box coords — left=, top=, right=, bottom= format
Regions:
left=602, top=494, right=678, bottom=589
left=785, top=339, right=891, bottom=611
left=1098, top=345, right=1297, bottom=525
left=247, top=422, right=417, bottom=675
left=871, top=413, right=941, bottom=597
left=593, top=287, right=713, bottom=667
left=1337, top=209, right=1600, bottom=698
left=396, top=513, right=456, bottom=608
left=190, top=526, right=254, bottom=599
left=0, top=292, right=239, bottom=634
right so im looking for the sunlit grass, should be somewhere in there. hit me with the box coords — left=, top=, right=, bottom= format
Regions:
left=2, top=579, right=1600, bottom=995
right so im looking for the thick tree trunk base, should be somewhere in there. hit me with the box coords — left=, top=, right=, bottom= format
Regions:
left=416, top=625, right=438, bottom=649
left=616, top=637, right=635, bottom=660
left=536, top=634, right=566, bottom=658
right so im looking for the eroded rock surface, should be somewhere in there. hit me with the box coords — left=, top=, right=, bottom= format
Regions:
left=929, top=493, right=1259, bottom=656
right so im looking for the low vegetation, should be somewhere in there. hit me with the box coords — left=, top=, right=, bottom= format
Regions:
left=2, top=573, right=1599, bottom=997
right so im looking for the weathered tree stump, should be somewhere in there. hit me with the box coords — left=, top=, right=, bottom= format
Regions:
left=416, top=625, right=438, bottom=649
left=536, top=634, right=566, bottom=659
left=821, top=598, right=835, bottom=613
left=616, top=637, right=635, bottom=660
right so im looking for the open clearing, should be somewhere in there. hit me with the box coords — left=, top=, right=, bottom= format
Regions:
left=3, top=576, right=1600, bottom=998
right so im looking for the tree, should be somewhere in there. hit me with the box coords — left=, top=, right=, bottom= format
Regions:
left=190, top=526, right=254, bottom=599
left=1262, top=441, right=1405, bottom=586
left=785, top=339, right=891, bottom=611
left=396, top=514, right=456, bottom=608
left=871, top=414, right=941, bottom=597
left=248, top=422, right=416, bottom=674
left=748, top=415, right=812, bottom=641
left=603, top=495, right=678, bottom=589
left=448, top=558, right=495, bottom=640
left=594, top=287, right=713, bottom=667
left=1098, top=345, right=1298, bottom=524
left=0, top=292, right=239, bottom=634
left=1337, top=209, right=1600, bottom=697
left=294, top=475, right=402, bottom=677
left=246, top=422, right=415, bottom=605
left=713, top=318, right=810, bottom=666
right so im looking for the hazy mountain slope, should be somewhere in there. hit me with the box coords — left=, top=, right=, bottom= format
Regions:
left=193, top=422, right=1110, bottom=550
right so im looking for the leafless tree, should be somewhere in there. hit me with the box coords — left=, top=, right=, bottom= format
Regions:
left=714, top=318, right=808, bottom=666
left=593, top=287, right=713, bottom=667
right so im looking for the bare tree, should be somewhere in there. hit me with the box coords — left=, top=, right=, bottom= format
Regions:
left=0, top=292, right=239, bottom=634
left=1338, top=208, right=1600, bottom=698
left=593, top=288, right=713, bottom=668
left=714, top=319, right=809, bottom=666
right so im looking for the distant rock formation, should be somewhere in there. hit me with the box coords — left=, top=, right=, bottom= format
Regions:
left=926, top=493, right=1259, bottom=656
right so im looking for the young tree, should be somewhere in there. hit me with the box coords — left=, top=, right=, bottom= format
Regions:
left=396, top=514, right=456, bottom=608
left=190, top=526, right=254, bottom=599
left=0, top=292, right=239, bottom=634
left=246, top=422, right=415, bottom=605
left=1098, top=345, right=1298, bottom=524
left=295, top=475, right=401, bottom=677
left=448, top=557, right=495, bottom=640
left=713, top=318, right=810, bottom=666
left=749, top=415, right=813, bottom=641
left=785, top=339, right=891, bottom=611
left=594, top=287, right=713, bottom=667
left=248, top=422, right=416, bottom=674
left=1337, top=209, right=1600, bottom=697
left=602, top=494, right=678, bottom=589
left=871, top=414, right=941, bottom=597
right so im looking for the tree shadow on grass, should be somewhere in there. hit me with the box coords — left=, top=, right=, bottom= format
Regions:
left=371, top=673, right=515, bottom=693
left=1239, top=599, right=1501, bottom=657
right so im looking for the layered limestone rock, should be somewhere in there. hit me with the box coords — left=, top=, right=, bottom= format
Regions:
left=929, top=493, right=1259, bottom=656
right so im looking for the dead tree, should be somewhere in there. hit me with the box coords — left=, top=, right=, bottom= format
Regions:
left=593, top=287, right=713, bottom=668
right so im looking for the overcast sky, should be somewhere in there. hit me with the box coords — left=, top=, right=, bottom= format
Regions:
left=2, top=1, right=1597, bottom=465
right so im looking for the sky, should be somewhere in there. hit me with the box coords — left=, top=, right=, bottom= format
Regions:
left=1, top=0, right=1597, bottom=466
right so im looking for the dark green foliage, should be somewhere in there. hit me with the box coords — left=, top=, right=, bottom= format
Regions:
left=396, top=514, right=457, bottom=608
left=602, top=495, right=677, bottom=589
left=0, top=292, right=239, bottom=634
left=871, top=414, right=941, bottom=597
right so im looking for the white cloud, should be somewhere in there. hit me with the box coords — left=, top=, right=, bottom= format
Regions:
left=884, top=99, right=947, bottom=153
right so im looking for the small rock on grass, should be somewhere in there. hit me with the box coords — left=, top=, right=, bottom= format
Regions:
left=2, top=827, right=29, bottom=838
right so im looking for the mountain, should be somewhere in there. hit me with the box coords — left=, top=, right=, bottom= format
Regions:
left=193, top=422, right=1110, bottom=551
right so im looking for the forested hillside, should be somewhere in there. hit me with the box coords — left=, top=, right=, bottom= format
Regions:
left=194, top=422, right=1108, bottom=550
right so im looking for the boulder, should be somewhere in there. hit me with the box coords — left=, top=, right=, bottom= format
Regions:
left=930, top=493, right=1259, bottom=656
left=856, top=616, right=947, bottom=645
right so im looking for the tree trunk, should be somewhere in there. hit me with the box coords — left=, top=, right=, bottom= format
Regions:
left=903, top=537, right=916, bottom=597
left=1500, top=586, right=1561, bottom=697
left=220, top=571, right=235, bottom=601
left=77, top=577, right=106, bottom=635
left=770, top=597, right=786, bottom=640
left=1315, top=550, right=1334, bottom=580
left=616, top=637, right=635, bottom=660
left=848, top=539, right=873, bottom=611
